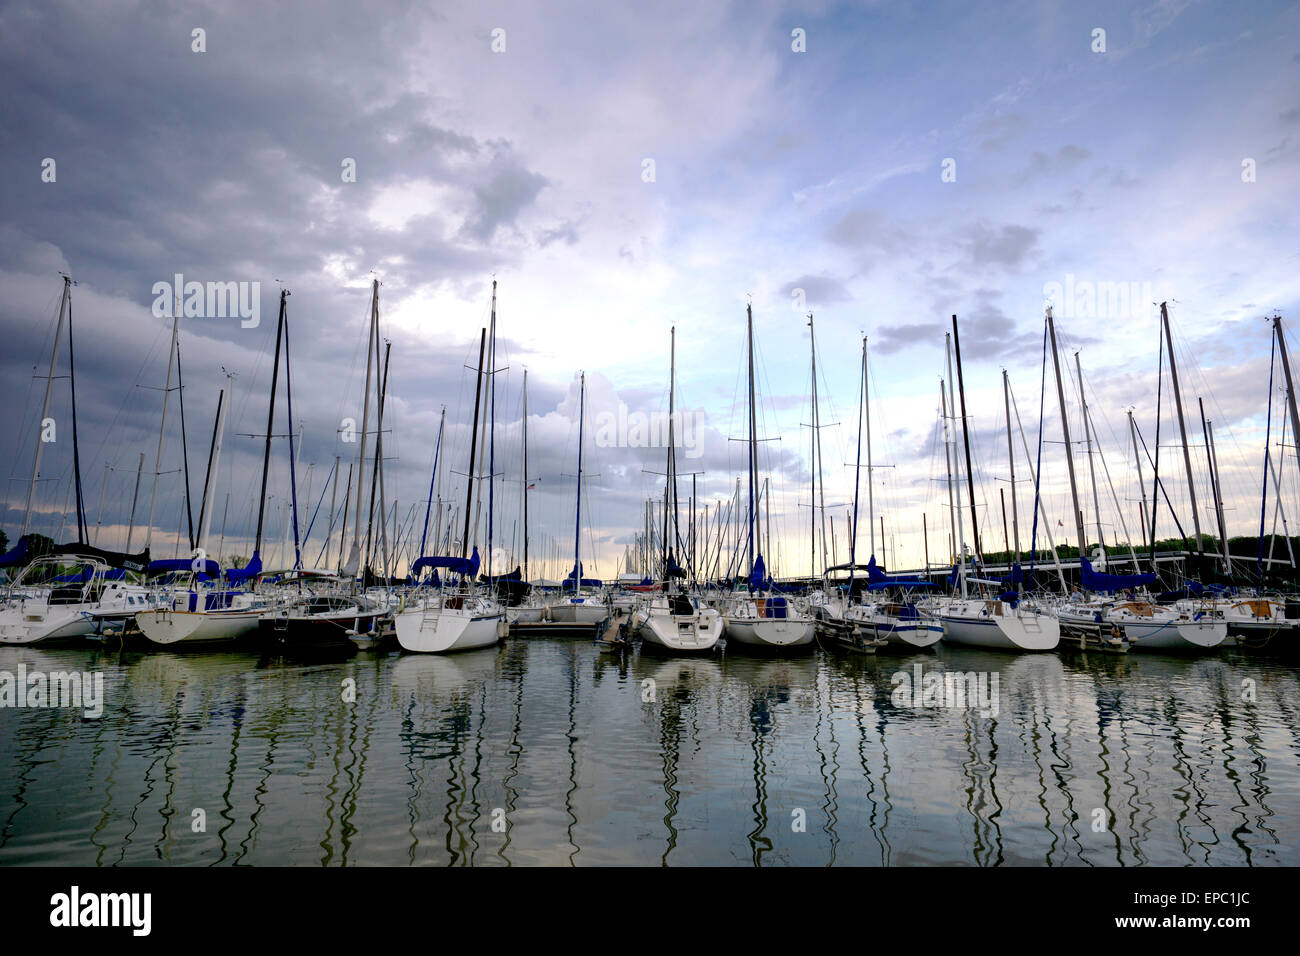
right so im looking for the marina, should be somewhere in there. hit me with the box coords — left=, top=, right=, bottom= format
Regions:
left=1, top=1, right=1298, bottom=912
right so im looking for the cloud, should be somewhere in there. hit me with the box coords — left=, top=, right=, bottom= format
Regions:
left=782, top=274, right=851, bottom=309
left=958, top=223, right=1041, bottom=272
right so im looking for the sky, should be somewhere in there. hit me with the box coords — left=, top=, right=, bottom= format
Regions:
left=1, top=0, right=1298, bottom=581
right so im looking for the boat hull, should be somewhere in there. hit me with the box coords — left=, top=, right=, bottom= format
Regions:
left=637, top=607, right=722, bottom=653
left=939, top=602, right=1060, bottom=651
left=0, top=605, right=95, bottom=645
left=546, top=601, right=610, bottom=625
left=136, top=608, right=263, bottom=646
left=394, top=607, right=504, bottom=653
left=722, top=617, right=815, bottom=647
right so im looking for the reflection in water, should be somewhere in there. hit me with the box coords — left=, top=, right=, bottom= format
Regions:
left=0, top=641, right=1297, bottom=866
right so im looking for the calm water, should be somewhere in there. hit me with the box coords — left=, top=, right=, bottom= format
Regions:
left=1, top=639, right=1297, bottom=866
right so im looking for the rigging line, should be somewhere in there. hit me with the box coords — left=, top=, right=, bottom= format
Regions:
left=1028, top=320, right=1047, bottom=584
left=1256, top=330, right=1277, bottom=590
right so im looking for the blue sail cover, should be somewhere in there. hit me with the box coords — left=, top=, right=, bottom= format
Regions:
left=861, top=555, right=936, bottom=589
left=564, top=563, right=602, bottom=588
left=225, top=553, right=263, bottom=583
left=749, top=553, right=767, bottom=592
left=0, top=535, right=34, bottom=567
left=1080, top=558, right=1155, bottom=592
left=1001, top=564, right=1024, bottom=587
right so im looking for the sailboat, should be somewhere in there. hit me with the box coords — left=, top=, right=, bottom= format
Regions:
left=1053, top=305, right=1224, bottom=652
left=841, top=335, right=940, bottom=651
left=394, top=284, right=506, bottom=653
left=721, top=304, right=814, bottom=650
left=259, top=289, right=385, bottom=652
left=935, top=314, right=1060, bottom=651
left=0, top=277, right=155, bottom=645
left=634, top=327, right=722, bottom=653
left=136, top=290, right=292, bottom=646
left=545, top=373, right=610, bottom=627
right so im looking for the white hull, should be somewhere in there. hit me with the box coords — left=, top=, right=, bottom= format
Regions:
left=1067, top=601, right=1228, bottom=652
left=637, top=604, right=722, bottom=653
left=722, top=617, right=814, bottom=647
left=394, top=605, right=504, bottom=653
left=1125, top=618, right=1225, bottom=650
left=845, top=605, right=943, bottom=648
left=939, top=600, right=1059, bottom=651
left=508, top=605, right=545, bottom=624
left=136, top=607, right=263, bottom=645
left=546, top=601, right=610, bottom=625
left=0, top=604, right=95, bottom=645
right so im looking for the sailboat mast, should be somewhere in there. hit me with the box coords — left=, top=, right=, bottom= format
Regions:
left=865, top=337, right=875, bottom=559
left=419, top=408, right=446, bottom=560
left=66, top=281, right=88, bottom=543
left=850, top=336, right=866, bottom=586
left=462, top=329, right=487, bottom=560
left=283, top=299, right=303, bottom=570
left=1273, top=316, right=1300, bottom=485
left=951, top=315, right=982, bottom=563
left=1075, top=351, right=1105, bottom=557
left=347, top=279, right=378, bottom=573
left=1206, top=413, right=1231, bottom=572
left=940, top=379, right=957, bottom=564
left=253, top=292, right=287, bottom=558
left=746, top=304, right=757, bottom=576
left=197, top=374, right=230, bottom=553
left=144, top=298, right=181, bottom=552
left=1046, top=308, right=1085, bottom=558
left=22, top=277, right=72, bottom=538
left=1128, top=410, right=1149, bottom=558
left=945, top=335, right=967, bottom=596
left=572, top=372, right=586, bottom=593
left=1003, top=369, right=1020, bottom=561
left=1161, top=301, right=1203, bottom=554
left=809, top=313, right=828, bottom=575
left=486, top=281, right=498, bottom=580
left=176, top=340, right=195, bottom=551
left=522, top=371, right=529, bottom=582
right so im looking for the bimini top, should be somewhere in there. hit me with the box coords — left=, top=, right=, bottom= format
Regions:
left=412, top=547, right=480, bottom=579
left=1081, top=557, right=1156, bottom=593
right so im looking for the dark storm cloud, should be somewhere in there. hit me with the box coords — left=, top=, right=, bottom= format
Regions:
left=0, top=1, right=562, bottom=555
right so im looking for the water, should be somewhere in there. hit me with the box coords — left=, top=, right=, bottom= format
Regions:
left=1, top=639, right=1297, bottom=866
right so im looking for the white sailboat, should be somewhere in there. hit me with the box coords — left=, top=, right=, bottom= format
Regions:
left=721, top=304, right=813, bottom=650
left=937, top=315, right=1059, bottom=651
left=396, top=284, right=505, bottom=654
left=545, top=372, right=610, bottom=628
left=138, top=292, right=300, bottom=647
left=0, top=555, right=153, bottom=645
left=635, top=327, right=722, bottom=653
